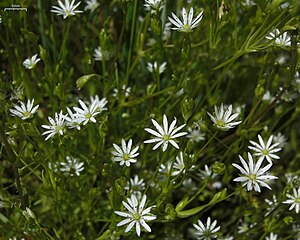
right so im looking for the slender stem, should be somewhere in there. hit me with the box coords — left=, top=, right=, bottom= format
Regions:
left=59, top=19, right=71, bottom=60
left=186, top=181, right=207, bottom=206
left=196, top=131, right=218, bottom=159
left=0, top=127, right=26, bottom=210
left=125, top=0, right=138, bottom=86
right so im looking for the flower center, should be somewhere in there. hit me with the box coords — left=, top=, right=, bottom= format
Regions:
left=22, top=111, right=31, bottom=118
left=123, top=153, right=130, bottom=161
left=216, top=119, right=226, bottom=127
left=163, top=135, right=170, bottom=141
left=133, top=213, right=141, bottom=221
left=182, top=24, right=191, bottom=32
left=296, top=197, right=300, bottom=204
left=249, top=173, right=256, bottom=181
left=85, top=113, right=92, bottom=119
left=55, top=125, right=64, bottom=135
left=262, top=149, right=269, bottom=156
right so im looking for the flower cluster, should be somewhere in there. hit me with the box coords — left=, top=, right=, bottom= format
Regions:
left=41, top=95, right=107, bottom=140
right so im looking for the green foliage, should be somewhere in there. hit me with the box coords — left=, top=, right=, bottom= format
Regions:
left=0, top=0, right=300, bottom=239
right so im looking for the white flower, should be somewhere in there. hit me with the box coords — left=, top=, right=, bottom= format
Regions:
left=48, top=162, right=59, bottom=172
left=241, top=0, right=256, bottom=6
left=9, top=99, right=39, bottom=120
left=23, top=54, right=41, bottom=69
left=262, top=90, right=274, bottom=102
left=159, top=162, right=173, bottom=175
left=192, top=217, right=221, bottom=239
left=144, top=0, right=163, bottom=12
left=93, top=46, right=111, bottom=61
left=90, top=95, right=108, bottom=112
left=115, top=194, right=156, bottom=237
left=248, top=134, right=281, bottom=164
left=264, top=194, right=278, bottom=216
left=144, top=114, right=187, bottom=152
left=113, top=84, right=131, bottom=98
left=84, top=0, right=99, bottom=12
left=265, top=29, right=291, bottom=47
left=64, top=107, right=81, bottom=130
left=182, top=178, right=197, bottom=192
left=162, top=22, right=172, bottom=40
left=125, top=175, right=145, bottom=199
left=198, top=165, right=217, bottom=180
left=198, top=165, right=222, bottom=189
left=41, top=111, right=66, bottom=140
left=237, top=221, right=253, bottom=234
left=207, top=103, right=242, bottom=131
left=273, top=132, right=287, bottom=148
left=285, top=173, right=299, bottom=184
left=168, top=7, right=203, bottom=32
left=293, top=71, right=300, bottom=93
left=112, top=139, right=139, bottom=167
left=51, top=0, right=83, bottom=19
left=283, top=187, right=300, bottom=214
left=60, top=156, right=84, bottom=176
left=172, top=152, right=186, bottom=176
left=265, top=232, right=278, bottom=240
left=232, top=153, right=278, bottom=192
left=187, top=127, right=205, bottom=142
left=147, top=61, right=167, bottom=74
left=73, top=99, right=101, bottom=125
left=172, top=152, right=194, bottom=176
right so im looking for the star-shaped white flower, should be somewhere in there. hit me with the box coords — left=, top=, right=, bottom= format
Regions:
left=51, top=0, right=83, bottom=19
left=23, top=54, right=41, bottom=69
left=248, top=134, right=281, bottom=164
left=60, top=156, right=84, bottom=176
left=93, top=46, right=111, bottom=61
left=64, top=107, right=81, bottom=130
left=283, top=187, right=300, bottom=214
left=41, top=111, right=67, bottom=141
left=265, top=28, right=291, bottom=47
left=115, top=194, right=156, bottom=237
left=168, top=7, right=203, bottom=32
left=144, top=114, right=187, bottom=152
left=111, top=139, right=139, bottom=167
left=125, top=175, right=145, bottom=199
left=73, top=99, right=101, bottom=125
left=144, top=0, right=163, bottom=13
left=265, top=232, right=278, bottom=240
left=84, top=0, right=99, bottom=12
left=207, top=103, right=242, bottom=131
left=113, top=84, right=131, bottom=98
left=9, top=99, right=39, bottom=120
left=146, top=61, right=167, bottom=74
left=232, top=153, right=277, bottom=192
left=193, top=217, right=221, bottom=239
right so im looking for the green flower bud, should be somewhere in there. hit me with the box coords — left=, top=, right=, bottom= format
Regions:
left=212, top=162, right=226, bottom=175
left=181, top=97, right=194, bottom=122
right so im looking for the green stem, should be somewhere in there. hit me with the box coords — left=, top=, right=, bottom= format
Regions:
left=59, top=19, right=71, bottom=61
left=196, top=131, right=218, bottom=159
left=0, top=127, right=26, bottom=210
left=125, top=0, right=138, bottom=86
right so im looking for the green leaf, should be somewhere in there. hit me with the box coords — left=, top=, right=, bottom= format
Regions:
left=208, top=188, right=227, bottom=204
left=177, top=189, right=227, bottom=218
left=175, top=196, right=189, bottom=212
left=76, top=74, right=102, bottom=90
left=21, top=28, right=39, bottom=43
